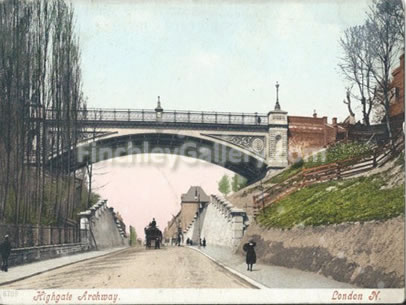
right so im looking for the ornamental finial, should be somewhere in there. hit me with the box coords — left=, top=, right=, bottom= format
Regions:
left=274, top=81, right=281, bottom=110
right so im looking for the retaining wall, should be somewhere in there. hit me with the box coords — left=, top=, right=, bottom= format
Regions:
left=237, top=216, right=405, bottom=288
left=9, top=243, right=88, bottom=267
left=184, top=195, right=248, bottom=248
left=79, top=200, right=128, bottom=249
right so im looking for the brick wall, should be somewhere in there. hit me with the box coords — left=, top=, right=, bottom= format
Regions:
left=390, top=54, right=404, bottom=119
left=288, top=115, right=338, bottom=162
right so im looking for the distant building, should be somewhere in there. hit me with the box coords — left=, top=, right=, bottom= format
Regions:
left=163, top=186, right=210, bottom=242
left=287, top=113, right=347, bottom=162
left=163, top=211, right=181, bottom=242
left=389, top=54, right=405, bottom=126
left=180, top=186, right=210, bottom=232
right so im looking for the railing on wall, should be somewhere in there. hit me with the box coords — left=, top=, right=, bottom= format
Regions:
left=0, top=224, right=80, bottom=249
left=43, top=108, right=269, bottom=126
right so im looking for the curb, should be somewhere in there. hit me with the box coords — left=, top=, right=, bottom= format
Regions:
left=0, top=247, right=129, bottom=287
left=187, top=246, right=268, bottom=289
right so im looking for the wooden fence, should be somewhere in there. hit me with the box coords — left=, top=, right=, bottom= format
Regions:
left=253, top=137, right=404, bottom=216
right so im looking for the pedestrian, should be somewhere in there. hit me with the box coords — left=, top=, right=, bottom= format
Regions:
left=1, top=235, right=11, bottom=272
left=243, top=240, right=256, bottom=271
left=202, top=238, right=206, bottom=247
left=186, top=238, right=190, bottom=245
left=199, top=238, right=202, bottom=246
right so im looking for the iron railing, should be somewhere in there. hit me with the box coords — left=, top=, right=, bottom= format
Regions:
left=0, top=224, right=80, bottom=248
left=43, top=108, right=269, bottom=126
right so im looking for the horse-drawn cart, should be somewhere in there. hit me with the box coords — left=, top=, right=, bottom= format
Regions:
left=144, top=219, right=162, bottom=249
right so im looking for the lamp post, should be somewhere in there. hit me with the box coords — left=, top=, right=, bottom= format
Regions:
left=155, top=96, right=163, bottom=122
left=194, top=188, right=202, bottom=248
left=260, top=180, right=265, bottom=215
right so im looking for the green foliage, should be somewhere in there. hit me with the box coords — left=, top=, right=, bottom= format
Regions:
left=257, top=173, right=405, bottom=229
left=2, top=175, right=101, bottom=225
left=231, top=174, right=247, bottom=192
left=267, top=143, right=374, bottom=185
left=304, top=142, right=374, bottom=169
left=218, top=174, right=231, bottom=196
left=270, top=159, right=304, bottom=184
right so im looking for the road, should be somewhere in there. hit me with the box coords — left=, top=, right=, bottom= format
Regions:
left=5, top=247, right=253, bottom=289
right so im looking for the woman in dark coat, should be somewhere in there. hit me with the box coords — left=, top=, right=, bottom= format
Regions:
left=243, top=240, right=256, bottom=271
left=1, top=235, right=11, bottom=272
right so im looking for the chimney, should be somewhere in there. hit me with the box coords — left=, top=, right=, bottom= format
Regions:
left=332, top=117, right=337, bottom=126
left=313, top=109, right=317, bottom=118
left=323, top=116, right=327, bottom=124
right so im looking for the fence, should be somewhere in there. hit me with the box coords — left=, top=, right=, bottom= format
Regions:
left=0, top=224, right=80, bottom=249
left=42, top=108, right=269, bottom=126
left=253, top=136, right=404, bottom=216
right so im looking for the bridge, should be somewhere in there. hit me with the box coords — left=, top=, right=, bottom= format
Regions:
left=38, top=95, right=289, bottom=183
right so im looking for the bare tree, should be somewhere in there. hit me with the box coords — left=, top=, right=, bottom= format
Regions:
left=0, top=0, right=87, bottom=226
left=338, top=0, right=404, bottom=141
left=339, top=25, right=377, bottom=126
left=365, top=0, right=404, bottom=142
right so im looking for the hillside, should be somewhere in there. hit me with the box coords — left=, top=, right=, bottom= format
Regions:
left=228, top=143, right=404, bottom=227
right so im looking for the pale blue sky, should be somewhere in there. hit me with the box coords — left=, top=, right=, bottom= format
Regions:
left=73, top=0, right=372, bottom=122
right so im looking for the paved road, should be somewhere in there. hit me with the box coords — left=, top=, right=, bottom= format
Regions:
left=5, top=247, right=252, bottom=289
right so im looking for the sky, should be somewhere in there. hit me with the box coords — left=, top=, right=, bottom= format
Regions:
left=71, top=0, right=373, bottom=237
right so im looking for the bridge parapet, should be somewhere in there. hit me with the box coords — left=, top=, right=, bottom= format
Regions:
left=43, top=107, right=269, bottom=128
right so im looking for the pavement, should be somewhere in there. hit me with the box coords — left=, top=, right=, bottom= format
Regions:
left=0, top=245, right=355, bottom=289
left=0, top=247, right=128, bottom=286
left=189, top=245, right=355, bottom=288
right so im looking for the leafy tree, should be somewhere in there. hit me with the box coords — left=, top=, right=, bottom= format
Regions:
left=231, top=174, right=247, bottom=193
left=218, top=174, right=231, bottom=196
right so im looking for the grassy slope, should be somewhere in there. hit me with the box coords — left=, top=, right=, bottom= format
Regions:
left=257, top=171, right=404, bottom=229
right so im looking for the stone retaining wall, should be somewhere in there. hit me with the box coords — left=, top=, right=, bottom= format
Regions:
left=79, top=200, right=128, bottom=249
left=9, top=243, right=88, bottom=267
left=184, top=195, right=248, bottom=248
left=237, top=216, right=404, bottom=288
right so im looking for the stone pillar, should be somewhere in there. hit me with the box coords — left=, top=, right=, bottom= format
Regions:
left=231, top=209, right=245, bottom=247
left=267, top=83, right=288, bottom=169
left=78, top=211, right=91, bottom=248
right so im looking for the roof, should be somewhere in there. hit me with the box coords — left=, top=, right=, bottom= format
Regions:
left=181, top=186, right=210, bottom=203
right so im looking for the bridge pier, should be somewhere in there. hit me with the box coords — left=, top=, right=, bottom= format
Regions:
left=266, top=83, right=289, bottom=170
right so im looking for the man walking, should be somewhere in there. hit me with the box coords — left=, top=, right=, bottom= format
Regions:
left=1, top=235, right=11, bottom=272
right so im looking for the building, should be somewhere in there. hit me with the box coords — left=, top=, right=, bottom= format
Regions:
left=287, top=113, right=347, bottom=162
left=163, top=211, right=181, bottom=242
left=180, top=186, right=210, bottom=232
left=163, top=186, right=210, bottom=242
left=389, top=54, right=405, bottom=127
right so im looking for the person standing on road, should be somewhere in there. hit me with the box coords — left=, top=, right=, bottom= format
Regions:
left=1, top=235, right=11, bottom=272
left=202, top=238, right=206, bottom=247
left=243, top=240, right=256, bottom=271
